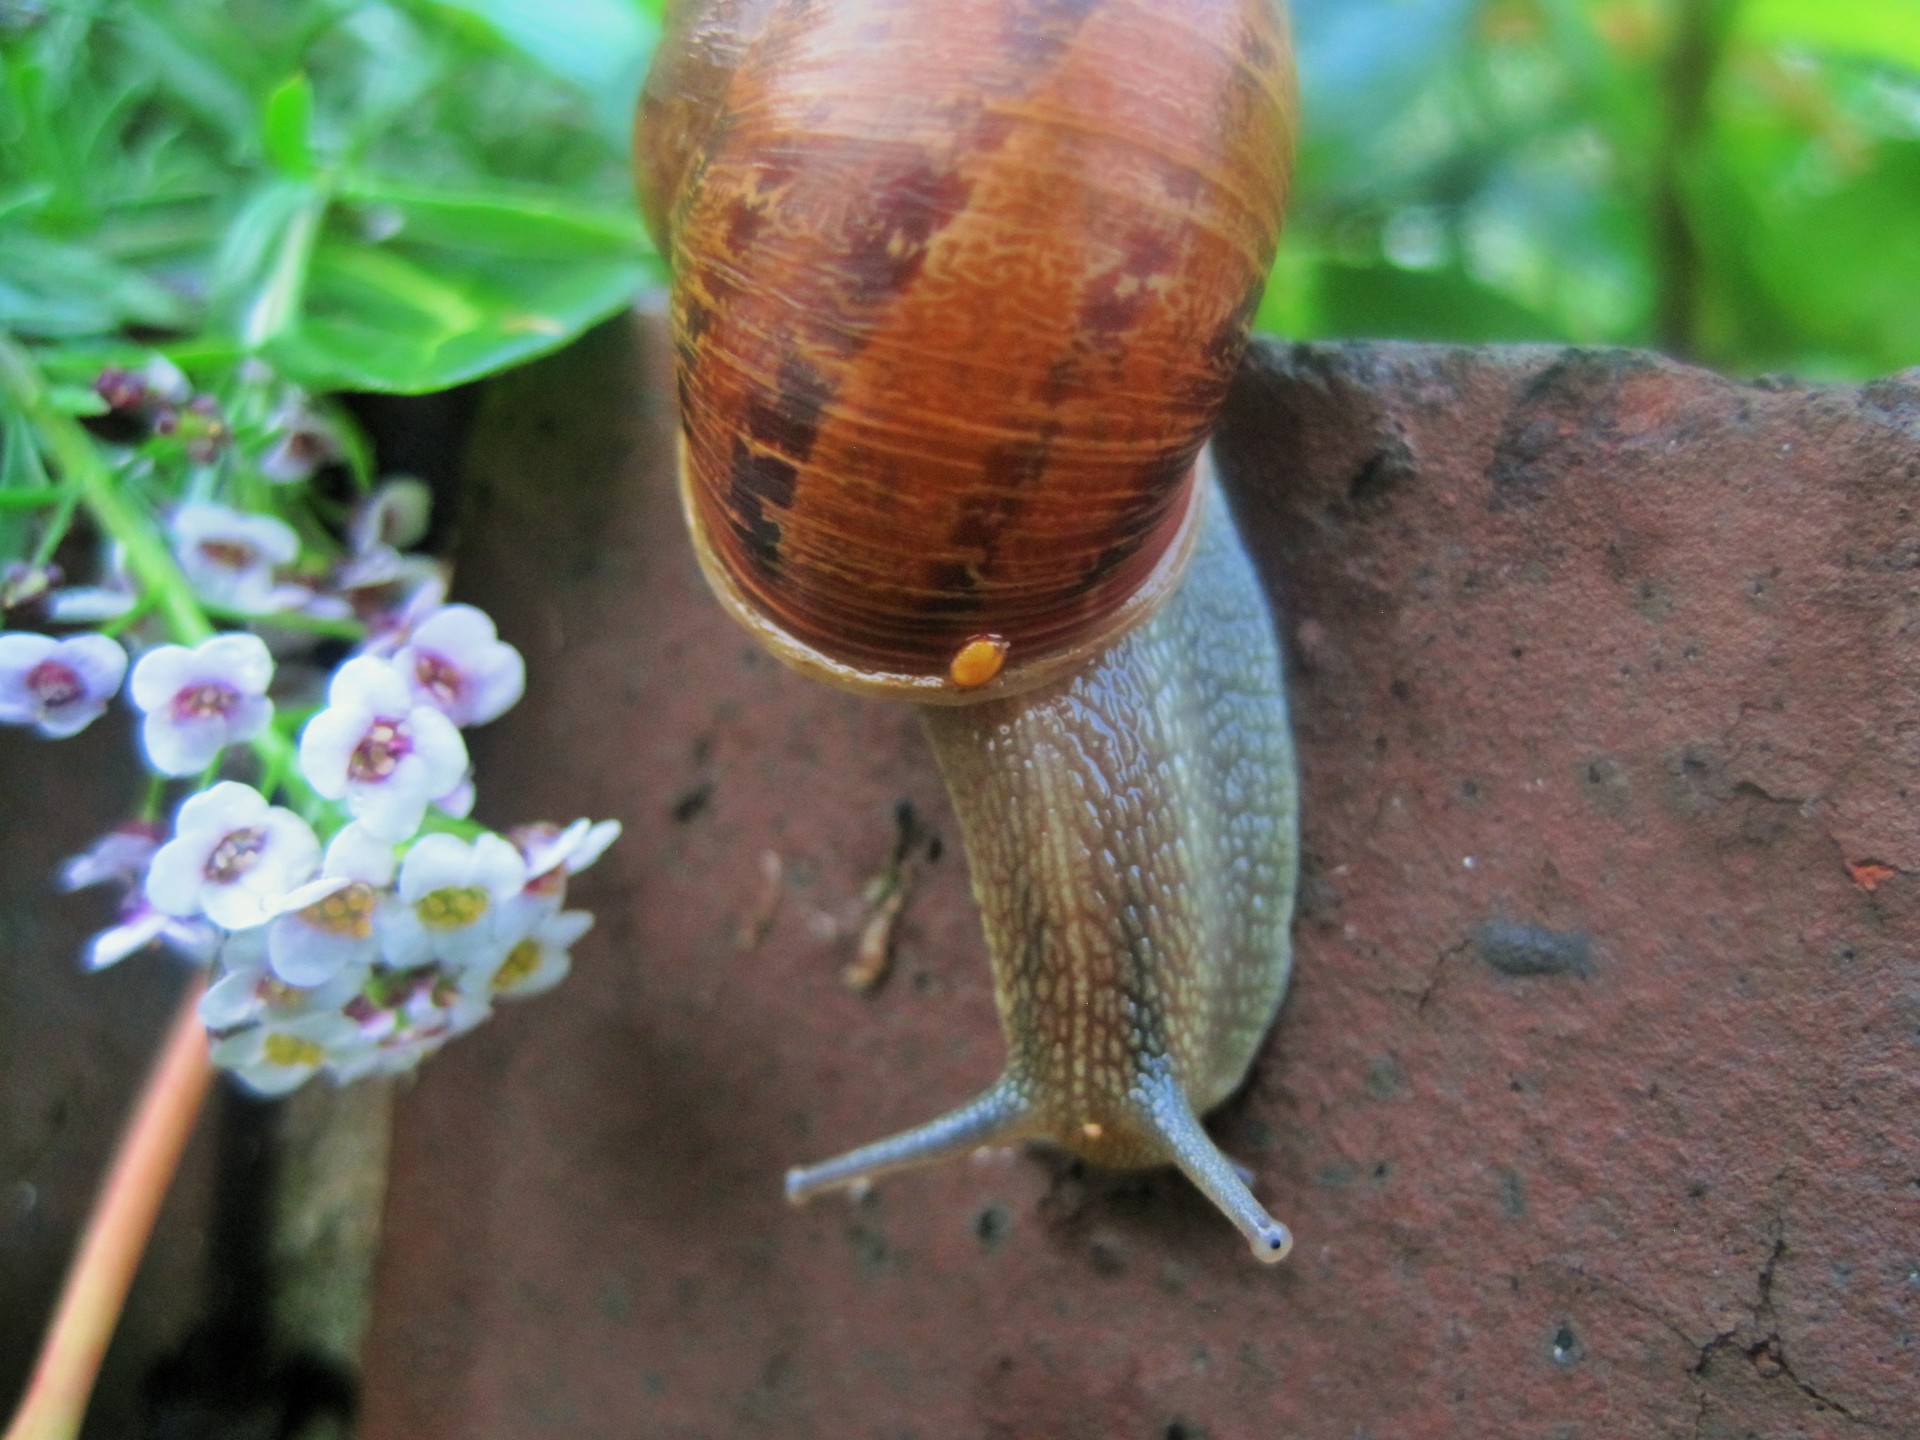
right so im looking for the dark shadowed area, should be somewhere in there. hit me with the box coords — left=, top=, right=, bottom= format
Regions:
left=359, top=312, right=1918, bottom=1439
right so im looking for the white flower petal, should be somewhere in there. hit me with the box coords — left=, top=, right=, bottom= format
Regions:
left=329, top=654, right=411, bottom=714
left=377, top=904, right=432, bottom=969
left=129, top=645, right=194, bottom=712
left=87, top=912, right=167, bottom=970
left=472, top=834, right=529, bottom=902
left=267, top=914, right=365, bottom=987
left=143, top=712, right=225, bottom=777
left=177, top=781, right=270, bottom=834
left=569, top=821, right=621, bottom=874
left=198, top=632, right=275, bottom=693
left=435, top=773, right=476, bottom=819
left=407, top=707, right=468, bottom=795
left=297, top=703, right=366, bottom=798
left=323, top=823, right=397, bottom=885
left=44, top=587, right=135, bottom=623
left=410, top=604, right=498, bottom=655
left=348, top=774, right=430, bottom=842
left=60, top=634, right=129, bottom=696
left=225, top=692, right=274, bottom=745
left=0, top=631, right=56, bottom=676
left=146, top=835, right=214, bottom=916
left=200, top=971, right=264, bottom=1029
left=546, top=909, right=595, bottom=949
left=203, top=885, right=278, bottom=931
left=36, top=698, right=109, bottom=739
left=252, top=809, right=322, bottom=890
left=398, top=833, right=469, bottom=901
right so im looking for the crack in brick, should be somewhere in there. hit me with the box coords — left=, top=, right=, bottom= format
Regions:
left=1687, top=1221, right=1890, bottom=1433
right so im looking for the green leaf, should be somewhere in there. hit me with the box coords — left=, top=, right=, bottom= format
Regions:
left=1, top=407, right=52, bottom=493
left=1311, top=260, right=1561, bottom=345
left=408, top=0, right=658, bottom=137
left=0, top=231, right=193, bottom=337
left=337, top=174, right=647, bottom=255
left=209, top=178, right=328, bottom=347
left=266, top=227, right=655, bottom=392
left=263, top=72, right=316, bottom=178
left=1737, top=0, right=1920, bottom=74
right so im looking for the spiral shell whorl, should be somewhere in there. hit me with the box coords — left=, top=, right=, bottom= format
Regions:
left=647, top=0, right=1296, bottom=697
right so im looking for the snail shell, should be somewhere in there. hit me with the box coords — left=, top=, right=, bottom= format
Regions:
left=642, top=0, right=1296, bottom=699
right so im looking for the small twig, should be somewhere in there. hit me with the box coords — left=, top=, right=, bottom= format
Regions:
left=844, top=867, right=915, bottom=991
left=733, top=849, right=784, bottom=951
left=5, top=974, right=212, bottom=1440
left=842, top=800, right=938, bottom=992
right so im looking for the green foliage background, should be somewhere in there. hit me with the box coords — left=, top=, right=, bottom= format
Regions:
left=2, top=0, right=1917, bottom=399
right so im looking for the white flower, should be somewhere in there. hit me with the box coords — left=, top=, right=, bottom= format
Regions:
left=356, top=568, right=448, bottom=657
left=265, top=824, right=395, bottom=987
left=43, top=586, right=136, bottom=623
left=435, top=771, right=476, bottom=819
left=58, top=823, right=163, bottom=892
left=484, top=908, right=592, bottom=998
left=170, top=502, right=299, bottom=613
left=380, top=832, right=526, bottom=970
left=210, top=1011, right=362, bottom=1097
left=499, top=818, right=621, bottom=934
left=327, top=970, right=490, bottom=1083
left=58, top=821, right=218, bottom=970
left=394, top=604, right=524, bottom=728
left=0, top=632, right=127, bottom=738
left=297, top=656, right=467, bottom=841
left=257, top=399, right=343, bottom=485
left=127, top=633, right=275, bottom=777
left=84, top=902, right=219, bottom=972
left=349, top=478, right=432, bottom=555
left=200, top=928, right=368, bottom=1030
left=145, top=782, right=321, bottom=930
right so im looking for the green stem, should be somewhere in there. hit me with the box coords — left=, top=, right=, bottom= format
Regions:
left=203, top=598, right=366, bottom=641
left=0, top=334, right=318, bottom=811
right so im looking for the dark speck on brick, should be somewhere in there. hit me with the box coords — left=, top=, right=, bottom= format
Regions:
left=1474, top=919, right=1593, bottom=979
left=671, top=780, right=714, bottom=824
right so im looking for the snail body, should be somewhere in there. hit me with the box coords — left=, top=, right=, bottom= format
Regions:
left=640, top=0, right=1301, bottom=1261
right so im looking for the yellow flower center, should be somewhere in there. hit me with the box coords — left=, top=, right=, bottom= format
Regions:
left=303, top=881, right=376, bottom=938
left=492, top=939, right=541, bottom=991
left=415, top=885, right=489, bottom=930
left=262, top=1032, right=324, bottom=1068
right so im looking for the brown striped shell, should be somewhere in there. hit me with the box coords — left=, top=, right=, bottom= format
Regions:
left=638, top=0, right=1296, bottom=699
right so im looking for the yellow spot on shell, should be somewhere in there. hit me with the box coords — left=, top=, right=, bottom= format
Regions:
left=948, top=635, right=1009, bottom=689
left=1080, top=1121, right=1104, bottom=1140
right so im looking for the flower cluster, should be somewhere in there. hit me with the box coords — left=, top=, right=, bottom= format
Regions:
left=6, top=356, right=617, bottom=1096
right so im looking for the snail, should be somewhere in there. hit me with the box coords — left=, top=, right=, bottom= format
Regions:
left=636, top=0, right=1301, bottom=1262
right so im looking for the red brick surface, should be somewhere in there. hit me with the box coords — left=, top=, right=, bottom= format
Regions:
left=360, top=315, right=1920, bottom=1439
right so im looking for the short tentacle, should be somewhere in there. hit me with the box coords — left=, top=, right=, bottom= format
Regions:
left=784, top=1074, right=1033, bottom=1205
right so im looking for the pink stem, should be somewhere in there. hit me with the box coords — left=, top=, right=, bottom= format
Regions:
left=5, top=975, right=212, bottom=1440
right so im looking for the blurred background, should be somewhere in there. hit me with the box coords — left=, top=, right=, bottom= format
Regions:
left=4, top=0, right=1919, bottom=394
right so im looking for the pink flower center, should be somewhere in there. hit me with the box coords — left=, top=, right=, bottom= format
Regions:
left=348, top=718, right=412, bottom=782
left=172, top=682, right=238, bottom=721
left=414, top=650, right=463, bottom=707
left=204, top=826, right=267, bottom=883
left=196, top=538, right=258, bottom=572
left=26, top=659, right=84, bottom=710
